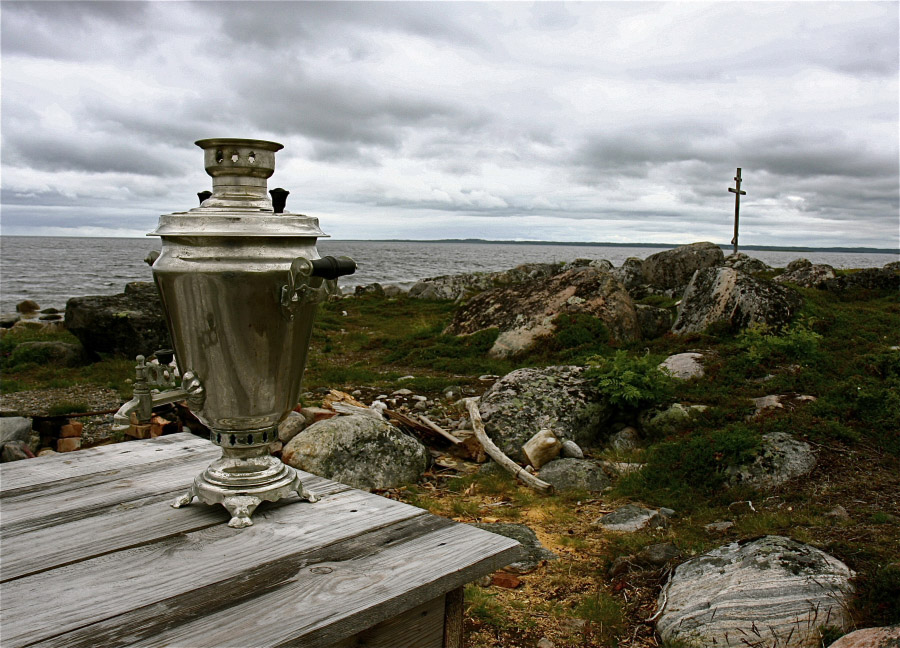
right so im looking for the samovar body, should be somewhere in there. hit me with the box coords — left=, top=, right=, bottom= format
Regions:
left=153, top=236, right=319, bottom=438
left=115, top=138, right=355, bottom=527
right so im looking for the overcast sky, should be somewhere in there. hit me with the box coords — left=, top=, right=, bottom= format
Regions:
left=1, top=1, right=898, bottom=247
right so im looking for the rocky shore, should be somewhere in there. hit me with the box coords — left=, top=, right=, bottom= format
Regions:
left=2, top=242, right=898, bottom=647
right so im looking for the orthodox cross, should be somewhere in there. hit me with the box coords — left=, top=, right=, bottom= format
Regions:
left=728, top=167, right=746, bottom=255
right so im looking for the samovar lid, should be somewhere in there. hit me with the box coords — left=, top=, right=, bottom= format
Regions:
left=150, top=138, right=327, bottom=238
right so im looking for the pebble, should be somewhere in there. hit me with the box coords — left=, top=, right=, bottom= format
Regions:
left=705, top=520, right=735, bottom=533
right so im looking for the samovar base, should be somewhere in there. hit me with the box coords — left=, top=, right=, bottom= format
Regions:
left=172, top=448, right=318, bottom=528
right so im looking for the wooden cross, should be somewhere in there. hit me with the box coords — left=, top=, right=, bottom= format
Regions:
left=728, top=167, right=746, bottom=255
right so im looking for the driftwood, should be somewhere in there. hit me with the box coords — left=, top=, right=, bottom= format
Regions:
left=463, top=398, right=553, bottom=494
left=418, top=415, right=463, bottom=445
left=522, top=429, right=561, bottom=470
left=328, top=401, right=384, bottom=420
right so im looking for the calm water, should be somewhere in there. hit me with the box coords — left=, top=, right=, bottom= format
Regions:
left=1, top=236, right=896, bottom=313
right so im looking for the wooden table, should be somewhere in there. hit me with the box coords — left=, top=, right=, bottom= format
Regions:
left=0, top=432, right=521, bottom=647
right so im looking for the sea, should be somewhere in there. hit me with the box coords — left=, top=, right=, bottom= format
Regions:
left=1, top=236, right=897, bottom=314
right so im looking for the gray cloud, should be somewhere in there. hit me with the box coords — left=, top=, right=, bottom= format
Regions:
left=0, top=1, right=896, bottom=247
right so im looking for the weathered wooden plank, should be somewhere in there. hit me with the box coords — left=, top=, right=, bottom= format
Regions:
left=0, top=474, right=348, bottom=582
left=0, top=452, right=221, bottom=527
left=0, top=441, right=220, bottom=503
left=2, top=490, right=432, bottom=647
left=0, top=433, right=211, bottom=494
left=329, top=595, right=445, bottom=648
left=26, top=519, right=521, bottom=648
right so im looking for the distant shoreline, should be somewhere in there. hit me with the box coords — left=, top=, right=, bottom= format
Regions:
left=1, top=235, right=897, bottom=255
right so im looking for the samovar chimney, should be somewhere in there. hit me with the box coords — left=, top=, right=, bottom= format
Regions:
left=114, top=138, right=356, bottom=527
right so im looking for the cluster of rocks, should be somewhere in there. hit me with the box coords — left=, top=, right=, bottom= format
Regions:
left=1, top=300, right=66, bottom=335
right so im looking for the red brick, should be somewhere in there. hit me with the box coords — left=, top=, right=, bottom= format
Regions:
left=59, top=422, right=84, bottom=438
left=300, top=407, right=337, bottom=423
left=57, top=437, right=82, bottom=453
left=491, top=572, right=522, bottom=589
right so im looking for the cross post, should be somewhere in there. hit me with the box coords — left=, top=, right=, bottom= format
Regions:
left=728, top=167, right=746, bottom=255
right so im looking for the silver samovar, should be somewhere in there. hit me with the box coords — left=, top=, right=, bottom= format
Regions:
left=113, top=138, right=355, bottom=527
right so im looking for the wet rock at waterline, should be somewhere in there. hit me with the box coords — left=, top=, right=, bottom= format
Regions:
left=656, top=536, right=854, bottom=648
left=281, top=414, right=429, bottom=490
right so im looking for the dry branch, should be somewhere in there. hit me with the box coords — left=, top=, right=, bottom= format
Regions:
left=463, top=398, right=553, bottom=494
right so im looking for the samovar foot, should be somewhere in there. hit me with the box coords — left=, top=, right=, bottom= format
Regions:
left=171, top=488, right=197, bottom=509
left=295, top=482, right=320, bottom=503
left=223, top=495, right=262, bottom=528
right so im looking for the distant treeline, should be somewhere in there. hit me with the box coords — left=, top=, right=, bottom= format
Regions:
left=379, top=238, right=899, bottom=254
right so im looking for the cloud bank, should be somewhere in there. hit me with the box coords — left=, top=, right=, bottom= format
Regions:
left=1, top=1, right=897, bottom=247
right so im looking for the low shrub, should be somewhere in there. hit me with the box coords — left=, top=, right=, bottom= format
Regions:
left=584, top=350, right=674, bottom=410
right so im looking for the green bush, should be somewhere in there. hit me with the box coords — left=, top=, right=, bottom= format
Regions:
left=618, top=424, right=762, bottom=505
left=584, top=350, right=673, bottom=410
left=736, top=319, right=822, bottom=365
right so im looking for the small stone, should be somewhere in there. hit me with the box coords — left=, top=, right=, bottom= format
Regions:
left=59, top=422, right=84, bottom=438
left=412, top=394, right=428, bottom=402
left=594, top=504, right=665, bottom=532
left=268, top=441, right=283, bottom=455
left=413, top=401, right=428, bottom=411
left=392, top=388, right=413, bottom=396
left=57, top=437, right=82, bottom=453
left=478, top=375, right=499, bottom=381
left=827, top=624, right=900, bottom=647
left=476, top=575, right=492, bottom=587
left=538, top=458, right=610, bottom=492
left=609, top=426, right=639, bottom=452
left=536, top=637, right=555, bottom=648
left=442, top=385, right=463, bottom=398
left=704, top=521, right=735, bottom=533
left=397, top=375, right=415, bottom=381
left=637, top=542, right=681, bottom=566
left=1, top=417, right=33, bottom=445
left=278, top=411, right=308, bottom=444
left=659, top=352, right=705, bottom=380
left=351, top=390, right=362, bottom=397
left=560, top=618, right=588, bottom=633
left=37, top=448, right=57, bottom=457
left=825, top=505, right=850, bottom=520
left=559, top=439, right=584, bottom=459
left=608, top=555, right=633, bottom=577
left=1, top=441, right=33, bottom=462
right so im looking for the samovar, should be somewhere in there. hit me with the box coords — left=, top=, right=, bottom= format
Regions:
left=113, top=138, right=355, bottom=527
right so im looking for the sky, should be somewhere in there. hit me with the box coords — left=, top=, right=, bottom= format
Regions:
left=1, top=1, right=898, bottom=247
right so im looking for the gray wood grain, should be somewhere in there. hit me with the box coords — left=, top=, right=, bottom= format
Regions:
left=1, top=490, right=430, bottom=647
left=2, top=434, right=521, bottom=648
left=0, top=474, right=348, bottom=582
left=0, top=433, right=210, bottom=494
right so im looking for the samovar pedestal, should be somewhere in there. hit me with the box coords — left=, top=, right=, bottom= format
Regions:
left=173, top=444, right=317, bottom=528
